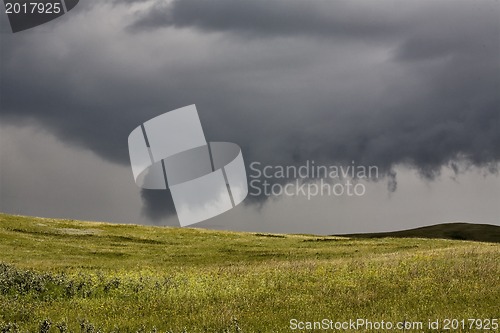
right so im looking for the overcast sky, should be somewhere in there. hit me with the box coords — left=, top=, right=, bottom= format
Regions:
left=0, top=0, right=499, bottom=234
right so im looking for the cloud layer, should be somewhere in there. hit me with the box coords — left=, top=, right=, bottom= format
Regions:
left=1, top=0, right=498, bottom=219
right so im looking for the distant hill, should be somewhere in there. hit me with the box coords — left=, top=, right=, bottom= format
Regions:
left=339, top=222, right=500, bottom=243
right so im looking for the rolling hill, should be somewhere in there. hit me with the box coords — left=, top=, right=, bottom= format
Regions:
left=339, top=222, right=500, bottom=243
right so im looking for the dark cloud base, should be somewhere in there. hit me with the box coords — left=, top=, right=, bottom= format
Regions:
left=1, top=0, right=499, bottom=221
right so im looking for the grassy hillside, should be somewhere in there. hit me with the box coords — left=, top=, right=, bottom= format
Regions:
left=341, top=222, right=500, bottom=243
left=0, top=213, right=499, bottom=332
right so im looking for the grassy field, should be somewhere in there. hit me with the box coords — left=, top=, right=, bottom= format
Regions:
left=0, top=213, right=499, bottom=332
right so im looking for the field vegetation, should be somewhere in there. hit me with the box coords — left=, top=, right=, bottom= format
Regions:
left=0, top=213, right=498, bottom=332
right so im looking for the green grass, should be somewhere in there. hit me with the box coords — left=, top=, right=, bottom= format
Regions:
left=0, top=213, right=499, bottom=332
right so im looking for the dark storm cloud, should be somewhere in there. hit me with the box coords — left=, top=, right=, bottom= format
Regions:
left=140, top=189, right=178, bottom=223
left=129, top=0, right=404, bottom=39
left=0, top=0, right=498, bottom=220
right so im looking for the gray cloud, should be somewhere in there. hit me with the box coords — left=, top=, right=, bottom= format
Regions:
left=0, top=0, right=498, bottom=220
left=140, top=189, right=177, bottom=222
left=129, top=0, right=407, bottom=39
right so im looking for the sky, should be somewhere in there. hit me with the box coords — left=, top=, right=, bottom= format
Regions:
left=0, top=0, right=499, bottom=234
